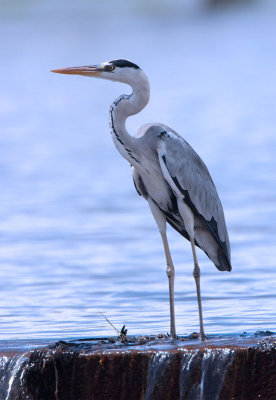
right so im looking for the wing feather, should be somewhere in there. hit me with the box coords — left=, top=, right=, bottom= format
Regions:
left=156, top=129, right=231, bottom=269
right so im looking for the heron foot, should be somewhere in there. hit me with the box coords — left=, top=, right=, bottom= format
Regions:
left=169, top=330, right=177, bottom=340
left=189, top=331, right=207, bottom=340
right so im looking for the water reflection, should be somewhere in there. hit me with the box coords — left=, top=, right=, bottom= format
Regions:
left=0, top=0, right=275, bottom=339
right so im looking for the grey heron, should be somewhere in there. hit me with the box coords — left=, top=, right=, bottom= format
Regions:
left=52, top=59, right=231, bottom=339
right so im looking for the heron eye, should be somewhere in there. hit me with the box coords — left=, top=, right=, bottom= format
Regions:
left=109, top=65, right=115, bottom=71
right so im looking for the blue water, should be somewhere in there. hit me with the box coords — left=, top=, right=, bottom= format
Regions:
left=0, top=0, right=275, bottom=340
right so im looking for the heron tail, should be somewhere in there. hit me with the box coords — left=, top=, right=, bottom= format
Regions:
left=216, top=247, right=232, bottom=271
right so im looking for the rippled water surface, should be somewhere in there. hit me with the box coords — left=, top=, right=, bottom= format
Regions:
left=0, top=0, right=275, bottom=340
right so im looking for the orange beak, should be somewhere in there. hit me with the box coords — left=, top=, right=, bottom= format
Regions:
left=51, top=65, right=102, bottom=76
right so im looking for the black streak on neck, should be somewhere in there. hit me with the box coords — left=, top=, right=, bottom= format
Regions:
left=110, top=97, right=141, bottom=164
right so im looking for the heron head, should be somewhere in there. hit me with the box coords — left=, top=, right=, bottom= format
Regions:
left=51, top=59, right=143, bottom=85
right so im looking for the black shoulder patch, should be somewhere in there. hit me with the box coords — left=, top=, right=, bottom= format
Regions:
left=110, top=59, right=140, bottom=70
left=133, top=174, right=148, bottom=198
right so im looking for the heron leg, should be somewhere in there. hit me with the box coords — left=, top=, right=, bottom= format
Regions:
left=160, top=231, right=176, bottom=339
left=190, top=238, right=206, bottom=340
left=147, top=198, right=176, bottom=339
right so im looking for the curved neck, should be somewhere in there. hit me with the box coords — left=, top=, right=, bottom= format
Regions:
left=109, top=72, right=150, bottom=165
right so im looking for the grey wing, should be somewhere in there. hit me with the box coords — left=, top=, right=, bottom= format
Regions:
left=156, top=129, right=231, bottom=271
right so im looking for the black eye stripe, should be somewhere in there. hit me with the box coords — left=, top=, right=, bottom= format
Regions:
left=108, top=59, right=140, bottom=70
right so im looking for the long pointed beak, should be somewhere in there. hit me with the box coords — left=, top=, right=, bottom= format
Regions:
left=51, top=65, right=102, bottom=76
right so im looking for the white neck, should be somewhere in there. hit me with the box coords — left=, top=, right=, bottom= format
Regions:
left=109, top=70, right=150, bottom=165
